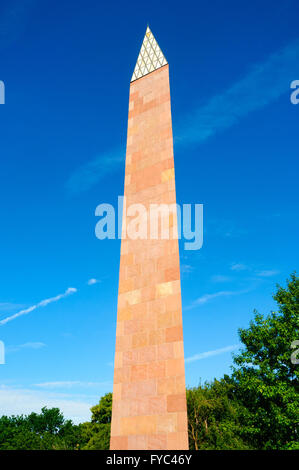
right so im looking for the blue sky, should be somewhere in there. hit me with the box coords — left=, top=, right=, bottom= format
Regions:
left=0, top=0, right=298, bottom=422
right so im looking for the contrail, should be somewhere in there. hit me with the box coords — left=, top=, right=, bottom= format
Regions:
left=185, top=344, right=240, bottom=363
left=0, top=287, right=77, bottom=326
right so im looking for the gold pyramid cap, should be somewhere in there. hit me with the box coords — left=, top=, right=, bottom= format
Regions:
left=131, top=26, right=168, bottom=82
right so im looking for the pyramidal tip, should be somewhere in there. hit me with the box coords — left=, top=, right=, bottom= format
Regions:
left=131, top=26, right=168, bottom=82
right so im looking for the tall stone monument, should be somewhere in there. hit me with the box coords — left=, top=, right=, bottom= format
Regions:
left=110, top=26, right=189, bottom=450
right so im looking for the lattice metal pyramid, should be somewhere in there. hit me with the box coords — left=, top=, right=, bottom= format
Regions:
left=131, top=26, right=168, bottom=82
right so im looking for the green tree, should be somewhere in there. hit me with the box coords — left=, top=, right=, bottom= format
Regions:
left=0, top=408, right=84, bottom=450
left=187, top=380, right=250, bottom=450
left=90, top=392, right=112, bottom=425
left=231, top=273, right=299, bottom=449
left=0, top=415, right=43, bottom=450
left=26, top=407, right=65, bottom=435
left=80, top=392, right=112, bottom=450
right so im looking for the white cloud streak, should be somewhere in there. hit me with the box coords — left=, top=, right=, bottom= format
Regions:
left=0, top=302, right=23, bottom=312
left=186, top=288, right=250, bottom=310
left=66, top=39, right=299, bottom=194
left=6, top=342, right=46, bottom=353
left=256, top=269, right=279, bottom=277
left=87, top=278, right=100, bottom=285
left=230, top=263, right=248, bottom=271
left=185, top=344, right=240, bottom=364
left=177, top=39, right=299, bottom=146
left=34, top=381, right=111, bottom=389
left=0, top=287, right=77, bottom=326
left=211, top=275, right=232, bottom=283
left=66, top=150, right=124, bottom=195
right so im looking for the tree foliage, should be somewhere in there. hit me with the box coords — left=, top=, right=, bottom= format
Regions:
left=0, top=275, right=297, bottom=450
left=0, top=407, right=82, bottom=450
left=187, top=379, right=250, bottom=449
left=230, top=273, right=299, bottom=449
left=0, top=395, right=112, bottom=450
left=79, top=393, right=112, bottom=449
left=186, top=273, right=298, bottom=450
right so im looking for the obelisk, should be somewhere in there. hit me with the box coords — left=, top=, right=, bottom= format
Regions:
left=110, top=26, right=188, bottom=450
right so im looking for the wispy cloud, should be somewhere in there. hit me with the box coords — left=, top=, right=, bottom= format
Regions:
left=66, top=39, right=299, bottom=195
left=34, top=381, right=111, bottom=389
left=0, top=287, right=77, bottom=326
left=185, top=344, right=240, bottom=364
left=230, top=263, right=248, bottom=271
left=181, top=264, right=193, bottom=274
left=61, top=332, right=74, bottom=338
left=0, top=302, right=23, bottom=312
left=211, top=274, right=232, bottom=283
left=177, top=39, right=299, bottom=146
left=230, top=263, right=279, bottom=278
left=87, top=278, right=100, bottom=285
left=6, top=342, right=46, bottom=353
left=186, top=288, right=250, bottom=310
left=0, top=0, right=37, bottom=49
left=207, top=219, right=248, bottom=240
left=66, top=149, right=124, bottom=195
left=0, top=386, right=93, bottom=424
left=256, top=269, right=280, bottom=277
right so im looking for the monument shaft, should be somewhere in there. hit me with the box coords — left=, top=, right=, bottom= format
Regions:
left=110, top=29, right=188, bottom=450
